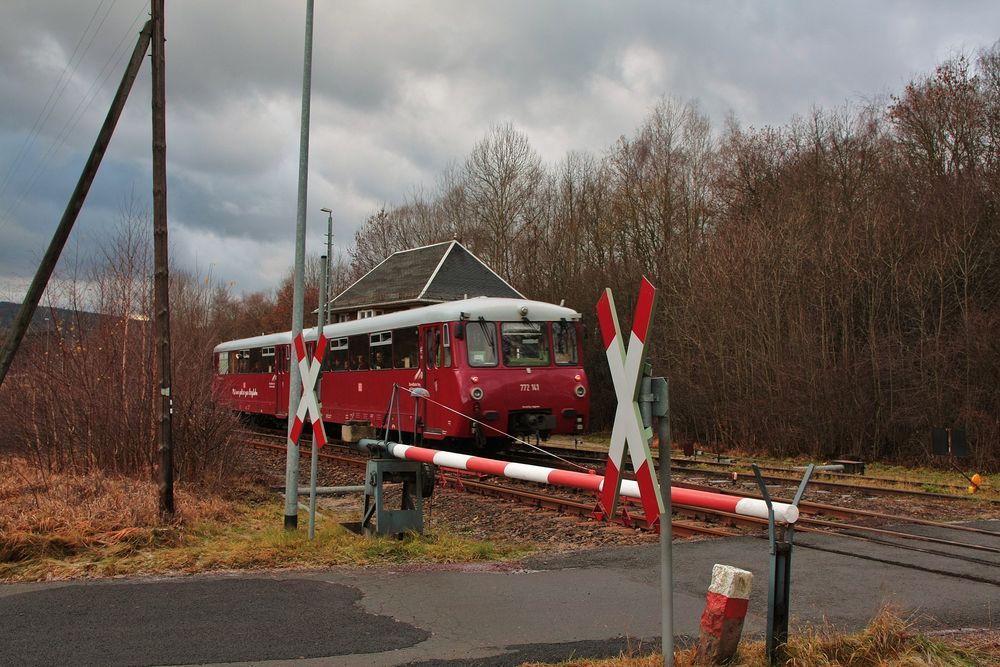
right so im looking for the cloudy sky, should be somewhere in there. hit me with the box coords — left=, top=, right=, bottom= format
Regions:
left=1, top=1, right=997, bottom=300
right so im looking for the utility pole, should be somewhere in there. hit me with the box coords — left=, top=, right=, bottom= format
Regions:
left=285, top=0, right=316, bottom=530
left=0, top=22, right=151, bottom=389
left=151, top=0, right=174, bottom=516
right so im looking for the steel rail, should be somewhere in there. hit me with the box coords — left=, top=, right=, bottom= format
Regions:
left=242, top=433, right=998, bottom=558
left=669, top=480, right=1000, bottom=539
left=534, top=443, right=993, bottom=500
left=448, top=475, right=735, bottom=539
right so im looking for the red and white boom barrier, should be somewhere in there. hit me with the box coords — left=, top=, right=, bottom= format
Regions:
left=357, top=439, right=799, bottom=524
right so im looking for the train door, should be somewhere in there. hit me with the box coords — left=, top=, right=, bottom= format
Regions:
left=420, top=324, right=447, bottom=437
left=275, top=344, right=289, bottom=418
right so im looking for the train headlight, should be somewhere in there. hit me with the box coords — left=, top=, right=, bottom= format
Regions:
left=574, top=385, right=586, bottom=398
left=471, top=387, right=484, bottom=400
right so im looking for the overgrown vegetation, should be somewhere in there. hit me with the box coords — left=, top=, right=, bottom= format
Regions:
left=0, top=206, right=241, bottom=483
left=0, top=457, right=526, bottom=582
left=347, top=47, right=1000, bottom=470
left=522, top=608, right=998, bottom=666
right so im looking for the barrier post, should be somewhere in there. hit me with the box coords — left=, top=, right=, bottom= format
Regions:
left=752, top=463, right=813, bottom=664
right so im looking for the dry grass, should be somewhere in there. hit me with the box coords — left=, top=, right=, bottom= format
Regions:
left=522, top=608, right=997, bottom=667
left=0, top=456, right=527, bottom=581
left=0, top=456, right=234, bottom=565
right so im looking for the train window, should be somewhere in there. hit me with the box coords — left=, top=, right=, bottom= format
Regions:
left=239, top=349, right=251, bottom=373
left=442, top=324, right=452, bottom=368
left=249, top=348, right=266, bottom=373
left=370, top=331, right=392, bottom=369
left=501, top=322, right=550, bottom=367
left=348, top=334, right=369, bottom=370
left=260, top=346, right=275, bottom=373
left=393, top=327, right=419, bottom=369
left=467, top=320, right=497, bottom=367
left=552, top=321, right=578, bottom=365
left=425, top=327, right=441, bottom=369
left=218, top=353, right=229, bottom=375
left=324, top=337, right=349, bottom=372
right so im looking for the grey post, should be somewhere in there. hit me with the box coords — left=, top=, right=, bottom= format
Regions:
left=640, top=371, right=674, bottom=666
left=284, top=0, right=315, bottom=530
left=656, top=377, right=673, bottom=667
left=752, top=462, right=813, bottom=664
left=307, top=208, right=333, bottom=539
left=308, top=250, right=328, bottom=539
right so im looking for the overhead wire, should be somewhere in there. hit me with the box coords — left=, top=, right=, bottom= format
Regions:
left=0, top=0, right=110, bottom=199
left=392, top=383, right=595, bottom=472
left=0, top=1, right=149, bottom=235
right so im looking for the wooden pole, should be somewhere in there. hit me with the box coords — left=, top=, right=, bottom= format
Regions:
left=0, top=22, right=152, bottom=389
left=151, top=0, right=174, bottom=515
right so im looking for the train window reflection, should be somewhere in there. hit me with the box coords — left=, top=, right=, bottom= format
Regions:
left=348, top=334, right=369, bottom=370
left=393, top=327, right=419, bottom=369
left=552, top=321, right=578, bottom=365
left=467, top=320, right=497, bottom=367
left=501, top=322, right=550, bottom=367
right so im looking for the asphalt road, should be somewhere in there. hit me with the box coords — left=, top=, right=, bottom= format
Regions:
left=1, top=519, right=997, bottom=666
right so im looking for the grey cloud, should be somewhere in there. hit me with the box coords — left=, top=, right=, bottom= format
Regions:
left=3, top=0, right=1000, bottom=298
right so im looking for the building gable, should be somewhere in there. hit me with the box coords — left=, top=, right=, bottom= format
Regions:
left=326, top=241, right=523, bottom=317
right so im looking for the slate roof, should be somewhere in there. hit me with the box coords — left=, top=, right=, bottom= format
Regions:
left=327, top=241, right=523, bottom=313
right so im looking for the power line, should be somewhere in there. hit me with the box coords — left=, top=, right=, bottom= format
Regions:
left=0, top=0, right=113, bottom=199
left=0, top=1, right=148, bottom=234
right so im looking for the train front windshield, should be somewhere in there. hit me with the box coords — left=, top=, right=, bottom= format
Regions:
left=465, top=320, right=579, bottom=368
left=501, top=322, right=549, bottom=366
left=467, top=320, right=498, bottom=367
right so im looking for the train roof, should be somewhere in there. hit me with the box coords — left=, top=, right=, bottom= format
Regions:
left=213, top=297, right=581, bottom=353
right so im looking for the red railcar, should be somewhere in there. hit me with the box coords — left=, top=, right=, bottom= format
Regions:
left=213, top=297, right=589, bottom=445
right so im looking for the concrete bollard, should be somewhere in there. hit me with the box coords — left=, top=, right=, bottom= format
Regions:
left=696, top=564, right=753, bottom=664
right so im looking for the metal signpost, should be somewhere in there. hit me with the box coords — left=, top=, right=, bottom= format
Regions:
left=594, top=277, right=674, bottom=666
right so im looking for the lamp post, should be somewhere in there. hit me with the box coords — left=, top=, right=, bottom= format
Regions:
left=319, top=207, right=333, bottom=322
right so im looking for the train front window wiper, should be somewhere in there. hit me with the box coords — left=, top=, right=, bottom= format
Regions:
left=467, top=318, right=497, bottom=367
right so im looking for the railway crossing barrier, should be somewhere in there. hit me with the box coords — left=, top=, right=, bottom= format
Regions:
left=351, top=438, right=801, bottom=523
left=752, top=462, right=814, bottom=665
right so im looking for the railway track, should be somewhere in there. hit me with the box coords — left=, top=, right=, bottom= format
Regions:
left=507, top=444, right=996, bottom=503
left=239, top=427, right=1000, bottom=576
